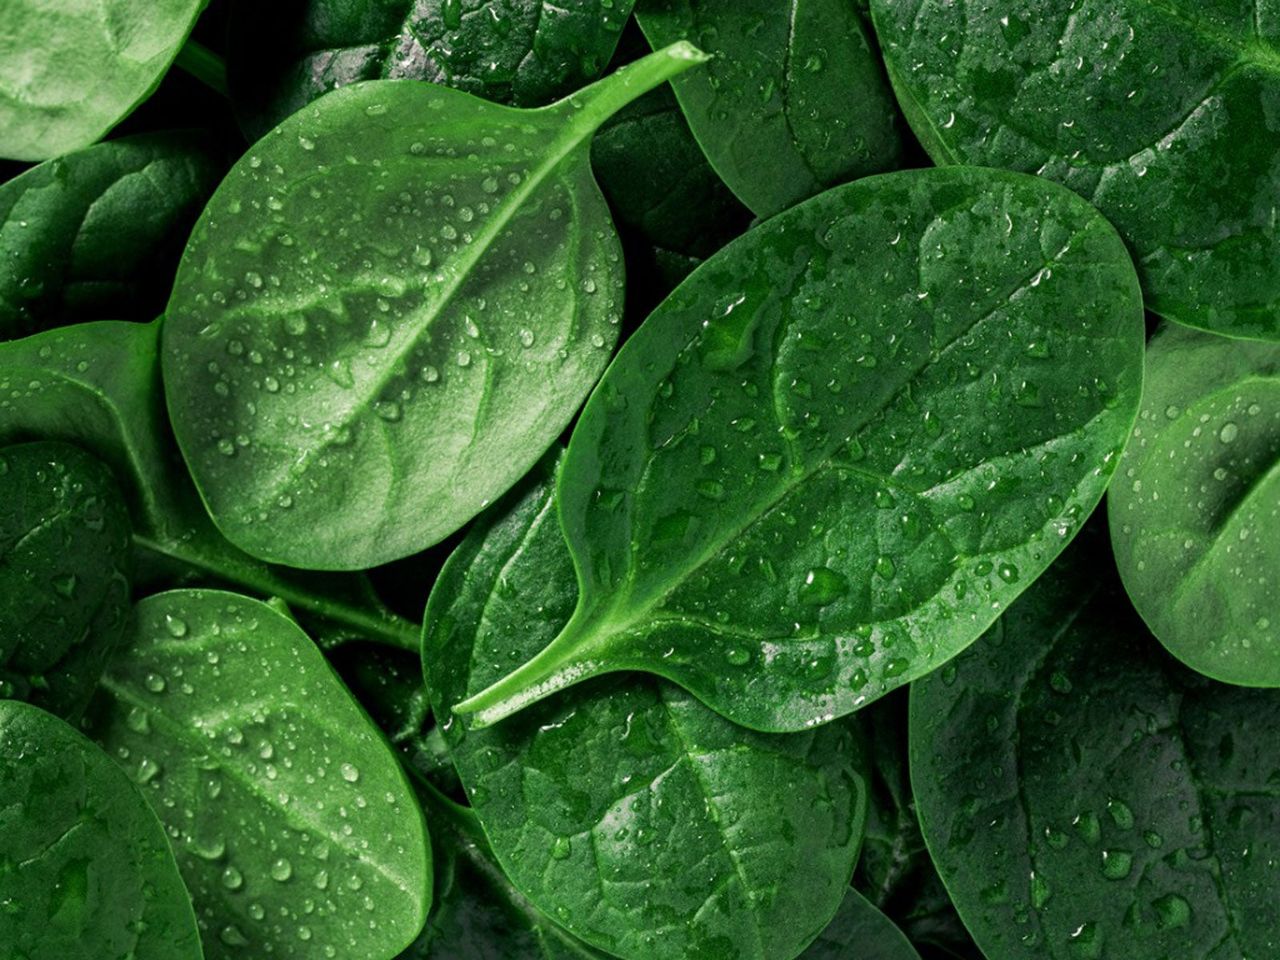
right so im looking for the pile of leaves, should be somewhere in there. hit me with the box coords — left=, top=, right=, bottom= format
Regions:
left=1, top=1, right=1276, bottom=958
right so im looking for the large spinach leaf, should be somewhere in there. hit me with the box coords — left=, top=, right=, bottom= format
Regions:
left=86, top=589, right=431, bottom=960
left=1110, top=324, right=1279, bottom=685
left=454, top=166, right=1146, bottom=732
left=911, top=532, right=1280, bottom=960
left=0, top=320, right=417, bottom=648
left=802, top=889, right=922, bottom=960
left=425, top=463, right=869, bottom=960
left=230, top=0, right=637, bottom=139
left=0, top=700, right=201, bottom=960
left=636, top=0, right=903, bottom=218
left=0, top=1, right=209, bottom=161
left=0, top=132, right=220, bottom=339
left=870, top=0, right=1280, bottom=341
left=0, top=441, right=131, bottom=718
left=164, top=44, right=708, bottom=571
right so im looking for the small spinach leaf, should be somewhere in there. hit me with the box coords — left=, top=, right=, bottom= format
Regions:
left=0, top=320, right=417, bottom=648
left=911, top=532, right=1280, bottom=960
left=870, top=0, right=1280, bottom=340
left=636, top=0, right=903, bottom=218
left=0, top=441, right=131, bottom=718
left=164, top=44, right=708, bottom=571
left=425, top=461, right=869, bottom=960
left=230, top=0, right=637, bottom=139
left=1109, top=324, right=1279, bottom=685
left=0, top=132, right=221, bottom=339
left=455, top=167, right=1145, bottom=732
left=0, top=700, right=201, bottom=960
left=802, top=889, right=922, bottom=960
left=85, top=589, right=431, bottom=960
left=0, top=1, right=210, bottom=161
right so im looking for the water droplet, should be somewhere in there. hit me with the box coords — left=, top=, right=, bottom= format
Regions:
left=270, top=858, right=293, bottom=882
left=340, top=763, right=360, bottom=783
left=1218, top=422, right=1238, bottom=444
left=799, top=567, right=849, bottom=606
left=551, top=836, right=572, bottom=860
left=164, top=615, right=188, bottom=638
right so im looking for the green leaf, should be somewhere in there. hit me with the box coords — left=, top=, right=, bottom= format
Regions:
left=454, top=166, right=1146, bottom=732
left=870, top=0, right=1280, bottom=341
left=800, top=889, right=922, bottom=960
left=0, top=320, right=418, bottom=649
left=0, top=1, right=209, bottom=161
left=910, top=532, right=1280, bottom=960
left=85, top=589, right=431, bottom=960
left=0, top=700, right=201, bottom=960
left=0, top=132, right=221, bottom=339
left=1109, top=324, right=1280, bottom=685
left=163, top=43, right=709, bottom=571
left=0, top=441, right=131, bottom=718
left=425, top=461, right=870, bottom=960
left=636, top=0, right=903, bottom=218
left=229, top=0, right=638, bottom=139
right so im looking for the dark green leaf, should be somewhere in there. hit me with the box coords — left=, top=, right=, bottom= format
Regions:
left=163, top=44, right=708, bottom=571
left=0, top=1, right=209, bottom=160
left=0, top=320, right=418, bottom=648
left=911, top=533, right=1280, bottom=960
left=636, top=0, right=903, bottom=217
left=800, top=889, right=921, bottom=960
left=454, top=166, right=1145, bottom=732
left=86, top=589, right=431, bottom=960
left=426, top=461, right=870, bottom=960
left=230, top=0, right=637, bottom=139
left=0, top=699, right=201, bottom=960
left=870, top=0, right=1280, bottom=340
left=1109, top=324, right=1279, bottom=685
left=0, top=441, right=131, bottom=718
left=0, top=132, right=221, bottom=339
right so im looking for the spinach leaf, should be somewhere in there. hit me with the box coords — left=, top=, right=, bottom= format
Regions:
left=163, top=43, right=709, bottom=571
left=870, top=0, right=1280, bottom=341
left=801, top=889, right=921, bottom=960
left=229, top=0, right=637, bottom=139
left=0, top=1, right=210, bottom=161
left=0, top=699, right=202, bottom=960
left=0, top=132, right=221, bottom=339
left=425, top=461, right=870, bottom=960
left=0, top=320, right=418, bottom=649
left=404, top=783, right=611, bottom=959
left=0, top=441, right=131, bottom=718
left=1109, top=324, right=1279, bottom=685
left=85, top=589, right=431, bottom=960
left=910, top=532, right=1280, bottom=960
left=454, top=166, right=1146, bottom=732
left=636, top=0, right=902, bottom=218
left=591, top=82, right=753, bottom=297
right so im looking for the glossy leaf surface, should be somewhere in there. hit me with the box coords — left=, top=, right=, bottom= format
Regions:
left=425, top=464, right=869, bottom=960
left=911, top=536, right=1280, bottom=960
left=801, top=889, right=922, bottom=960
left=0, top=441, right=131, bottom=718
left=86, top=589, right=430, bottom=959
left=455, top=166, right=1146, bottom=732
left=0, top=700, right=201, bottom=960
left=230, top=0, right=636, bottom=139
left=636, top=0, right=902, bottom=218
left=0, top=320, right=417, bottom=648
left=0, top=133, right=220, bottom=339
left=164, top=44, right=707, bottom=570
left=1109, top=324, right=1279, bottom=685
left=0, top=0, right=208, bottom=160
left=870, top=0, right=1280, bottom=340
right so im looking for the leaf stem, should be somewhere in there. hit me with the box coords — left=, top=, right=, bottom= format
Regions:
left=562, top=41, right=710, bottom=131
left=174, top=38, right=230, bottom=98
